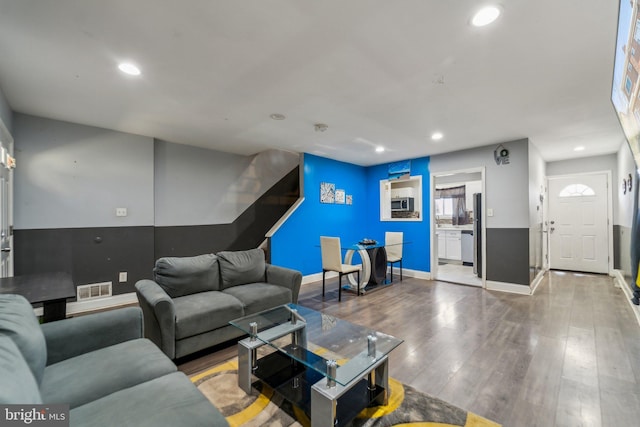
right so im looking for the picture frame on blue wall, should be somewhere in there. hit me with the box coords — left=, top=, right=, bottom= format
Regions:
left=346, top=195, right=353, bottom=205
left=388, top=160, right=411, bottom=180
left=320, top=182, right=335, bottom=203
left=335, top=189, right=345, bottom=204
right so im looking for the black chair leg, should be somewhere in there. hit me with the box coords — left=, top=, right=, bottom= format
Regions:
left=338, top=273, right=342, bottom=302
left=322, top=270, right=326, bottom=296
left=390, top=263, right=394, bottom=283
left=400, top=260, right=403, bottom=281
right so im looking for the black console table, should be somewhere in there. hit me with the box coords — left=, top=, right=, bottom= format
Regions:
left=0, top=272, right=75, bottom=322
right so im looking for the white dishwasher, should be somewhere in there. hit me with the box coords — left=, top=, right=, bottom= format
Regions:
left=461, top=230, right=474, bottom=266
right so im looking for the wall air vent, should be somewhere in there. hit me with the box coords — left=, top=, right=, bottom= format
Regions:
left=77, top=282, right=112, bottom=301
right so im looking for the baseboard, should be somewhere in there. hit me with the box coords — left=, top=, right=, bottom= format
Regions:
left=302, top=268, right=431, bottom=285
left=388, top=267, right=431, bottom=281
left=486, top=280, right=531, bottom=295
left=301, top=271, right=340, bottom=285
left=529, top=270, right=546, bottom=295
left=33, top=292, right=138, bottom=317
left=613, top=269, right=640, bottom=327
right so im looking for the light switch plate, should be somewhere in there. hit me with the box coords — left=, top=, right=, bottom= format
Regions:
left=487, top=208, right=494, bottom=217
left=119, top=272, right=127, bottom=283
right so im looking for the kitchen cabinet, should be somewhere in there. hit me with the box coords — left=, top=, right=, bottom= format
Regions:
left=437, top=229, right=462, bottom=261
left=445, top=231, right=462, bottom=260
left=437, top=232, right=446, bottom=258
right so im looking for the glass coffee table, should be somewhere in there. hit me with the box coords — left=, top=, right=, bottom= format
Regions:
left=230, top=304, right=403, bottom=427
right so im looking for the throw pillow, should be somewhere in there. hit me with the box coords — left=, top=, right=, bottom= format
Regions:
left=217, top=248, right=266, bottom=289
left=154, top=254, right=220, bottom=297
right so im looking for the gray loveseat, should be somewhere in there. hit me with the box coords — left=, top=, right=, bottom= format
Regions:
left=135, top=248, right=302, bottom=359
left=0, top=293, right=227, bottom=427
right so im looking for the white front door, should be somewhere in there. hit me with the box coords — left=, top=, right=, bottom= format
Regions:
left=548, top=173, right=609, bottom=274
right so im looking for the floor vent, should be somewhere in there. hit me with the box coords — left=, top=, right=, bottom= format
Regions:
left=77, top=282, right=112, bottom=301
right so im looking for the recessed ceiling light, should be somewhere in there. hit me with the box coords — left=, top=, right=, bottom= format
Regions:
left=472, top=5, right=501, bottom=27
left=375, top=146, right=385, bottom=153
left=574, top=146, right=585, bottom=151
left=431, top=132, right=444, bottom=141
left=270, top=113, right=286, bottom=120
left=118, top=62, right=141, bottom=76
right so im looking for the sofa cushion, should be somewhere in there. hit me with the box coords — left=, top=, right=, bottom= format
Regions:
left=223, top=283, right=292, bottom=315
left=70, top=372, right=228, bottom=427
left=154, top=254, right=220, bottom=297
left=0, top=294, right=47, bottom=385
left=217, top=248, right=266, bottom=289
left=174, top=291, right=244, bottom=339
left=0, top=336, right=42, bottom=404
left=41, top=338, right=177, bottom=409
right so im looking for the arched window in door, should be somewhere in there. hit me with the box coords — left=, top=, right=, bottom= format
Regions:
left=558, top=184, right=596, bottom=198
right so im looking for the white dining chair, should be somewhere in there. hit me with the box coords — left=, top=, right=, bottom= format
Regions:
left=385, top=231, right=403, bottom=282
left=320, top=236, right=361, bottom=301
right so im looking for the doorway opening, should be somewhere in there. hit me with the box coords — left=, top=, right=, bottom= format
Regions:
left=430, top=167, right=485, bottom=287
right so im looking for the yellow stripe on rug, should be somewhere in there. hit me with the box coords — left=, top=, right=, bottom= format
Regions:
left=190, top=358, right=501, bottom=427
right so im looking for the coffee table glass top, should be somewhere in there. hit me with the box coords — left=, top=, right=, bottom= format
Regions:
left=230, top=303, right=403, bottom=386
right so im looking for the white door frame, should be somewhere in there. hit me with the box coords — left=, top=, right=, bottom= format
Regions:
left=0, top=119, right=13, bottom=278
left=546, top=171, right=613, bottom=275
left=430, top=166, right=486, bottom=287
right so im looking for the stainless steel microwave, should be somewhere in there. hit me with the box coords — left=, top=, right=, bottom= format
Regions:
left=391, top=197, right=414, bottom=211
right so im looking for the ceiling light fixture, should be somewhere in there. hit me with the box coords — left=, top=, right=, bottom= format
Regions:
left=471, top=5, right=501, bottom=27
left=118, top=62, right=141, bottom=76
left=270, top=113, right=286, bottom=120
left=574, top=146, right=585, bottom=151
left=375, top=146, right=385, bottom=153
left=431, top=132, right=444, bottom=141
left=314, top=123, right=328, bottom=132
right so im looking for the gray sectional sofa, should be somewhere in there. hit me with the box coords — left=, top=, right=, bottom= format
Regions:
left=135, top=248, right=302, bottom=359
left=0, top=293, right=227, bottom=427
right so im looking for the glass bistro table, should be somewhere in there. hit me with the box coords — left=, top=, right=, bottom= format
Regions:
left=230, top=304, right=403, bottom=427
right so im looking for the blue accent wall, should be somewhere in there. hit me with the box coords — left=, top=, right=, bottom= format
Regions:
left=365, top=156, right=431, bottom=273
left=271, top=153, right=431, bottom=276
left=271, top=154, right=368, bottom=275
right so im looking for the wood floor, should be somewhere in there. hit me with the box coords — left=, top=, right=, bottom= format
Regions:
left=178, top=271, right=640, bottom=427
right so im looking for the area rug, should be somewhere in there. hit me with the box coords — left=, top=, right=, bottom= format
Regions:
left=190, top=358, right=500, bottom=427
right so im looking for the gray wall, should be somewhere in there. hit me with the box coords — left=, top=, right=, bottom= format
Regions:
left=154, top=141, right=298, bottom=226
left=617, top=143, right=635, bottom=228
left=528, top=143, right=545, bottom=280
left=430, top=139, right=531, bottom=285
left=0, top=85, right=12, bottom=134
left=616, top=142, right=635, bottom=281
left=14, top=114, right=154, bottom=229
left=12, top=114, right=299, bottom=293
left=430, top=139, right=530, bottom=229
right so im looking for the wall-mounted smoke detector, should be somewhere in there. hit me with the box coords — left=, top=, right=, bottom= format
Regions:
left=314, top=123, right=328, bottom=132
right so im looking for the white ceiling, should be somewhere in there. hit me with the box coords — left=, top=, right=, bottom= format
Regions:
left=0, top=0, right=628, bottom=166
